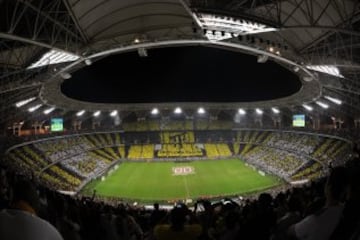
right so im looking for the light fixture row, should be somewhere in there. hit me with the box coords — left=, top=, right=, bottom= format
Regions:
left=17, top=97, right=343, bottom=116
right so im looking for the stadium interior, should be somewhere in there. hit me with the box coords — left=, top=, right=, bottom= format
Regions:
left=1, top=0, right=360, bottom=240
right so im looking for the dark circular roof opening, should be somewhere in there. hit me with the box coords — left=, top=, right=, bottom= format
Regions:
left=61, top=46, right=301, bottom=103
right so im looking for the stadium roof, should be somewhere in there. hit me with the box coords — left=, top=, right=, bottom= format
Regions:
left=1, top=0, right=360, bottom=126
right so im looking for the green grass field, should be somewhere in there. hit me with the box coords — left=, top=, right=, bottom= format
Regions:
left=82, top=159, right=281, bottom=202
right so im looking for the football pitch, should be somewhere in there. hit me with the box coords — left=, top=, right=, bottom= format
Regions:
left=82, top=159, right=281, bottom=202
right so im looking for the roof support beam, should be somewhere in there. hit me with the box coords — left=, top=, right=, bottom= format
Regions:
left=178, top=0, right=202, bottom=28
left=61, top=0, right=89, bottom=43
left=284, top=25, right=360, bottom=37
left=323, top=85, right=360, bottom=96
left=20, top=0, right=83, bottom=41
left=0, top=32, right=77, bottom=55
left=0, top=83, right=41, bottom=95
left=298, top=12, right=360, bottom=53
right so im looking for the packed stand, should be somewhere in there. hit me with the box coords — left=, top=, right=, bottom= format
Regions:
left=242, top=146, right=309, bottom=179
left=1, top=154, right=360, bottom=240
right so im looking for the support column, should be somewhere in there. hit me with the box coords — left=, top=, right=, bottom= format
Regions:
left=354, top=119, right=360, bottom=128
left=254, top=115, right=263, bottom=127
left=72, top=120, right=82, bottom=130
left=312, top=116, right=321, bottom=130
left=92, top=120, right=101, bottom=130
left=12, top=122, right=24, bottom=136
left=272, top=116, right=281, bottom=128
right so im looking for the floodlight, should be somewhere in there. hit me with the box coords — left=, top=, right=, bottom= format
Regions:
left=256, top=108, right=263, bottom=115
left=174, top=107, right=182, bottom=114
left=324, top=96, right=342, bottom=105
left=272, top=107, right=280, bottom=114
left=43, top=107, right=55, bottom=115
left=151, top=108, right=159, bottom=115
left=110, top=110, right=118, bottom=117
left=76, top=110, right=85, bottom=116
left=28, top=104, right=43, bottom=112
left=238, top=108, right=246, bottom=115
left=302, top=104, right=313, bottom=111
left=197, top=107, right=205, bottom=114
left=93, top=111, right=101, bottom=117
left=15, top=97, right=36, bottom=107
left=316, top=101, right=329, bottom=109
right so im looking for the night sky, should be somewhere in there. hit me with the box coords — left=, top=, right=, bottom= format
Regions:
left=61, top=46, right=301, bottom=103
